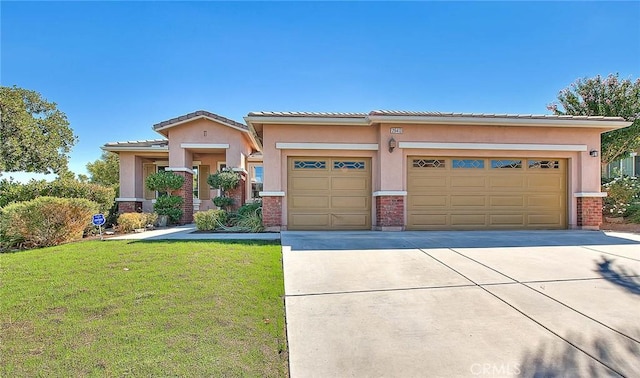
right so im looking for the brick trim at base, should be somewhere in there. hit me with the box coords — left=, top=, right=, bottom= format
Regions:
left=262, top=196, right=283, bottom=231
left=576, top=197, right=602, bottom=229
left=375, top=195, right=404, bottom=231
left=118, top=201, right=142, bottom=214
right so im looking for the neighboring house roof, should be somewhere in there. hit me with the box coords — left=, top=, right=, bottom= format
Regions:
left=103, top=139, right=169, bottom=152
left=153, top=110, right=248, bottom=132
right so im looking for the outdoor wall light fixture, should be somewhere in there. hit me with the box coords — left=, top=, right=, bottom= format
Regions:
left=389, top=137, right=397, bottom=153
left=589, top=149, right=599, bottom=158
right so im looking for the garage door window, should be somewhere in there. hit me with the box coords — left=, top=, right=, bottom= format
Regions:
left=334, top=161, right=365, bottom=170
left=413, top=159, right=445, bottom=168
left=491, top=160, right=522, bottom=169
left=528, top=160, right=560, bottom=169
left=453, top=159, right=485, bottom=169
left=294, top=160, right=326, bottom=169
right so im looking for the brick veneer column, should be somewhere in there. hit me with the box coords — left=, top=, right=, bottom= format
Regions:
left=118, top=201, right=142, bottom=214
left=173, top=171, right=193, bottom=224
left=375, top=195, right=405, bottom=231
left=262, top=196, right=283, bottom=231
left=576, top=197, right=603, bottom=229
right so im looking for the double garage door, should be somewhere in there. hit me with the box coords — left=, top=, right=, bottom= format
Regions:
left=287, top=156, right=567, bottom=230
left=407, top=157, right=567, bottom=230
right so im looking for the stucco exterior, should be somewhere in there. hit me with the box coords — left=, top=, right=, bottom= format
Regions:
left=104, top=110, right=630, bottom=230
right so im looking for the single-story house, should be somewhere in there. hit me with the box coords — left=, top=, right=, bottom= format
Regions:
left=103, top=110, right=631, bottom=231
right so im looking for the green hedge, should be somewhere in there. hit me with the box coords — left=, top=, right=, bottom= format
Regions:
left=0, top=197, right=99, bottom=250
left=0, top=178, right=115, bottom=214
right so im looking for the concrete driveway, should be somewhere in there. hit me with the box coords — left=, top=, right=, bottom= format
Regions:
left=281, top=231, right=640, bottom=377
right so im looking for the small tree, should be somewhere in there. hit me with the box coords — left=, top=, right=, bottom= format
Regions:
left=548, top=74, right=640, bottom=165
left=207, top=169, right=240, bottom=211
left=87, top=151, right=119, bottom=187
left=145, top=171, right=185, bottom=223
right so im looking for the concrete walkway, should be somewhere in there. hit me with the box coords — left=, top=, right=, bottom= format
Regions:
left=282, top=231, right=640, bottom=377
left=108, top=224, right=280, bottom=241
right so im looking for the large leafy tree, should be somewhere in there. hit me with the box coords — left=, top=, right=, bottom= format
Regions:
left=86, top=151, right=119, bottom=186
left=0, top=86, right=77, bottom=174
left=547, top=74, right=640, bottom=165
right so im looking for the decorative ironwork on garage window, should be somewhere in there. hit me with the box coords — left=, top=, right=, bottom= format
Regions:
left=294, top=160, right=326, bottom=169
left=453, top=159, right=485, bottom=169
left=528, top=160, right=560, bottom=169
left=491, top=160, right=522, bottom=169
left=334, top=161, right=365, bottom=170
left=413, top=159, right=445, bottom=168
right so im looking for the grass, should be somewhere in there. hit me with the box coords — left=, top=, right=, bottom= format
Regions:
left=0, top=240, right=287, bottom=377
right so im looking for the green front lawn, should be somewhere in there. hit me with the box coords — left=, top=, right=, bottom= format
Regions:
left=0, top=240, right=287, bottom=377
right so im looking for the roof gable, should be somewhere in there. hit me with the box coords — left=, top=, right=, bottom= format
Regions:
left=153, top=110, right=248, bottom=134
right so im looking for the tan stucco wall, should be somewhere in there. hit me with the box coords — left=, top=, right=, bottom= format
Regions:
left=165, top=118, right=254, bottom=169
left=262, top=121, right=607, bottom=229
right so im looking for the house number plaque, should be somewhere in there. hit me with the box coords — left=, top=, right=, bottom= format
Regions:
left=390, top=127, right=403, bottom=134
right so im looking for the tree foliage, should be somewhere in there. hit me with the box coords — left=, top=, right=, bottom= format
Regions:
left=86, top=151, right=119, bottom=186
left=548, top=74, right=640, bottom=165
left=0, top=86, right=77, bottom=174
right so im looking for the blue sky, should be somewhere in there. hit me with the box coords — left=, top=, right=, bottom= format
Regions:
left=2, top=1, right=639, bottom=181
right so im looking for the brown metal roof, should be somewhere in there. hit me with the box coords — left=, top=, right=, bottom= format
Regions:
left=153, top=110, right=248, bottom=130
left=368, top=110, right=626, bottom=121
left=247, top=111, right=368, bottom=118
left=104, top=139, right=168, bottom=148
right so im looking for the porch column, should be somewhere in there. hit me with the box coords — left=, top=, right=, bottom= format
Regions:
left=116, top=153, right=145, bottom=214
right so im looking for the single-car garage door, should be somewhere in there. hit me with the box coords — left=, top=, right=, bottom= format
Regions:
left=288, top=157, right=371, bottom=230
left=407, top=157, right=567, bottom=230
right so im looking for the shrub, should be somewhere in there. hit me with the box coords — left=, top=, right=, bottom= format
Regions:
left=145, top=171, right=184, bottom=195
left=602, top=176, right=640, bottom=217
left=213, top=196, right=234, bottom=209
left=144, top=212, right=158, bottom=227
left=117, top=213, right=145, bottom=233
left=116, top=213, right=149, bottom=233
left=154, top=195, right=184, bottom=223
left=234, top=202, right=264, bottom=232
left=194, top=210, right=227, bottom=231
left=116, top=213, right=159, bottom=233
left=0, top=178, right=115, bottom=214
left=207, top=169, right=240, bottom=191
left=145, top=172, right=185, bottom=224
left=0, top=197, right=99, bottom=250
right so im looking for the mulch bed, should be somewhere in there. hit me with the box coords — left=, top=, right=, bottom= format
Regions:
left=600, top=222, right=640, bottom=234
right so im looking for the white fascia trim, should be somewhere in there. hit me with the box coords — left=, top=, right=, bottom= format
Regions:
left=244, top=116, right=368, bottom=126
left=116, top=197, right=147, bottom=202
left=232, top=167, right=248, bottom=174
left=276, top=142, right=379, bottom=150
left=398, top=142, right=588, bottom=152
left=574, top=192, right=608, bottom=198
left=259, top=191, right=285, bottom=197
left=164, top=167, right=195, bottom=174
left=103, top=146, right=169, bottom=152
left=373, top=191, right=408, bottom=196
left=368, top=115, right=631, bottom=129
left=180, top=143, right=229, bottom=149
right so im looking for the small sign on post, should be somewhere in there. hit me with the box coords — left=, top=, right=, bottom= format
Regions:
left=92, top=214, right=106, bottom=240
